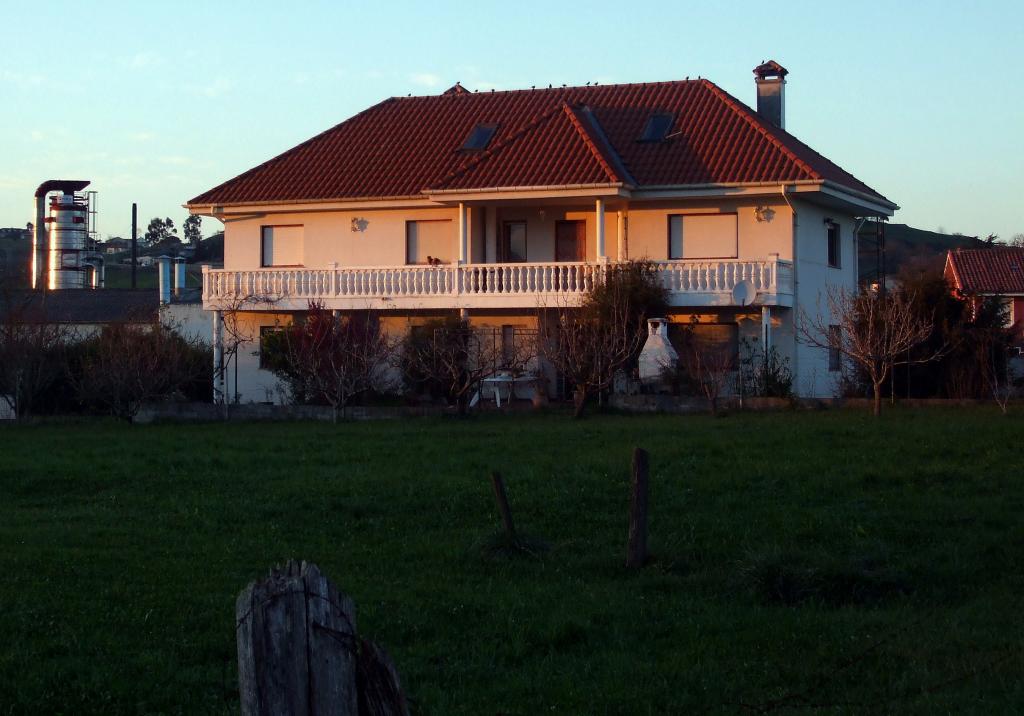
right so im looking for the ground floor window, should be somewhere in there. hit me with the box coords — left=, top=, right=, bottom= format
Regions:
left=259, top=325, right=285, bottom=370
left=667, top=322, right=739, bottom=366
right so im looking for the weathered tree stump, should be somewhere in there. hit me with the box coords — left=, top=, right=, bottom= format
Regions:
left=236, top=560, right=408, bottom=716
left=625, top=447, right=650, bottom=569
left=490, top=471, right=517, bottom=542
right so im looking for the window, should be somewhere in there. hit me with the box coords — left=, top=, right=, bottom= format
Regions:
left=667, top=214, right=738, bottom=259
left=461, top=124, right=497, bottom=151
left=261, top=225, right=303, bottom=267
left=828, top=325, right=841, bottom=371
left=668, top=322, right=739, bottom=368
left=406, top=220, right=453, bottom=265
left=639, top=113, right=674, bottom=142
left=501, top=221, right=527, bottom=262
left=826, top=221, right=840, bottom=268
left=259, top=326, right=285, bottom=370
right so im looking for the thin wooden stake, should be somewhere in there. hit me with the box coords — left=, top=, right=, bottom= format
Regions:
left=626, top=447, right=650, bottom=569
left=491, top=471, right=517, bottom=541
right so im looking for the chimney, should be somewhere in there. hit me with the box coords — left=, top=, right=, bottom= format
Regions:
left=753, top=60, right=788, bottom=129
left=173, top=257, right=186, bottom=296
left=157, top=255, right=172, bottom=305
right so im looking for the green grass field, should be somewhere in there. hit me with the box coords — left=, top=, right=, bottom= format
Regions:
left=0, top=410, right=1022, bottom=714
left=102, top=265, right=204, bottom=290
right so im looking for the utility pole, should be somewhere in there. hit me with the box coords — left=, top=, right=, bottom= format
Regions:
left=131, top=203, right=137, bottom=289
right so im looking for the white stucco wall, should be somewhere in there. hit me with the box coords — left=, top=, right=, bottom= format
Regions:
left=214, top=194, right=870, bottom=400
left=788, top=199, right=860, bottom=397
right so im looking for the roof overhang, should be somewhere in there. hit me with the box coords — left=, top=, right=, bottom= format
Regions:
left=187, top=181, right=895, bottom=217
left=185, top=195, right=441, bottom=217
left=424, top=183, right=630, bottom=203
left=634, top=180, right=897, bottom=217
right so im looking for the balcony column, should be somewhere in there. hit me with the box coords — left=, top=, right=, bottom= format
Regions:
left=458, top=202, right=468, bottom=264
left=761, top=306, right=772, bottom=356
left=485, top=206, right=497, bottom=263
left=212, top=309, right=225, bottom=406
left=595, top=198, right=606, bottom=262
left=616, top=209, right=626, bottom=260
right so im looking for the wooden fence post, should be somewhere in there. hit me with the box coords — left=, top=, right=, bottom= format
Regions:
left=236, top=561, right=409, bottom=716
left=491, top=471, right=517, bottom=542
left=625, top=447, right=650, bottom=569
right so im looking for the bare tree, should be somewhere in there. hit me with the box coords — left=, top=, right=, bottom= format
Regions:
left=75, top=322, right=210, bottom=420
left=208, top=290, right=280, bottom=409
left=799, top=287, right=941, bottom=416
left=676, top=325, right=736, bottom=416
left=978, top=325, right=1017, bottom=414
left=538, top=281, right=649, bottom=418
left=402, top=316, right=533, bottom=415
left=0, top=291, right=73, bottom=419
left=269, top=303, right=396, bottom=422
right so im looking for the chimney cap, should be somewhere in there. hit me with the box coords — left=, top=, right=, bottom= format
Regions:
left=753, top=60, right=788, bottom=80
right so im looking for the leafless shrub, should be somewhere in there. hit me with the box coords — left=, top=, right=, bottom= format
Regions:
left=0, top=292, right=73, bottom=419
left=401, top=316, right=535, bottom=415
left=266, top=302, right=397, bottom=422
left=74, top=322, right=211, bottom=420
left=673, top=321, right=736, bottom=416
left=538, top=262, right=664, bottom=418
left=799, top=287, right=942, bottom=416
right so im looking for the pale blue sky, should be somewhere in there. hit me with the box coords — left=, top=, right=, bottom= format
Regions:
left=1, top=1, right=1021, bottom=240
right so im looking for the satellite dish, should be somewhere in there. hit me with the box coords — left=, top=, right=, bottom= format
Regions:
left=731, top=279, right=756, bottom=306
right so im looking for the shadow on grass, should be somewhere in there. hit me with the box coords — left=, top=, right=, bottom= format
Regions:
left=735, top=545, right=912, bottom=607
left=475, top=531, right=551, bottom=561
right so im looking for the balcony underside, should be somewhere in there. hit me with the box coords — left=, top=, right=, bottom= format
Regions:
left=203, top=259, right=794, bottom=312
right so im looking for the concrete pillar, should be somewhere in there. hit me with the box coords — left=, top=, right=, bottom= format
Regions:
left=595, top=198, right=606, bottom=261
left=174, top=257, right=186, bottom=296
left=485, top=206, right=497, bottom=263
left=157, top=256, right=172, bottom=304
left=761, top=306, right=772, bottom=355
left=458, top=202, right=468, bottom=264
left=616, top=209, right=626, bottom=261
left=212, top=309, right=225, bottom=405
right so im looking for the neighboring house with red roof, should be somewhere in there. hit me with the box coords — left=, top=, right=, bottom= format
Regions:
left=187, top=61, right=897, bottom=402
left=945, top=247, right=1024, bottom=349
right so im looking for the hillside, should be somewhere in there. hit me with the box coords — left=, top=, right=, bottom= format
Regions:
left=858, top=223, right=984, bottom=280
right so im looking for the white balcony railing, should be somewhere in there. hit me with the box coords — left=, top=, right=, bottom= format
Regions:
left=203, top=258, right=793, bottom=310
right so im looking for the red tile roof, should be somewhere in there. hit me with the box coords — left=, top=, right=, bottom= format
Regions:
left=946, top=247, right=1024, bottom=295
left=188, top=78, right=891, bottom=207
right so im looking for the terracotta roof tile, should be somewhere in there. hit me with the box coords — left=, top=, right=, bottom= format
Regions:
left=946, top=247, right=1024, bottom=295
left=188, top=78, right=891, bottom=206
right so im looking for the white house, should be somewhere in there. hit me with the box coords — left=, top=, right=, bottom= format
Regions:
left=187, top=61, right=896, bottom=403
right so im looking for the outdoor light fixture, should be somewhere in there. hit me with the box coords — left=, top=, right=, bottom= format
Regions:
left=755, top=205, right=776, bottom=223
left=351, top=217, right=369, bottom=232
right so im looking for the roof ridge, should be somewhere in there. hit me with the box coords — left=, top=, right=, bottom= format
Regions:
left=699, top=79, right=818, bottom=181
left=561, top=103, right=622, bottom=184
left=394, top=77, right=705, bottom=100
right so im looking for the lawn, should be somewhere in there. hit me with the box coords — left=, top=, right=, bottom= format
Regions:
left=0, top=410, right=1022, bottom=714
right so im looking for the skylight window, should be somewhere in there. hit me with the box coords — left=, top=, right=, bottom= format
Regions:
left=461, top=124, right=497, bottom=151
left=639, top=113, right=674, bottom=142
